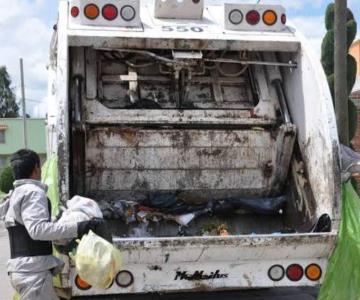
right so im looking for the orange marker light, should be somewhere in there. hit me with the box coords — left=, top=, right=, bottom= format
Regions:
left=263, top=10, right=277, bottom=26
left=75, top=275, right=92, bottom=290
left=84, top=4, right=100, bottom=20
left=305, top=264, right=322, bottom=281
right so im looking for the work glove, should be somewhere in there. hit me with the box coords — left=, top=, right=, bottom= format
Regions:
left=77, top=218, right=112, bottom=242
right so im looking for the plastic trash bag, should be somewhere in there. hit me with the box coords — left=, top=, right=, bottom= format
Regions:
left=72, top=230, right=122, bottom=289
left=54, top=196, right=103, bottom=245
left=66, top=196, right=103, bottom=219
left=60, top=196, right=103, bottom=223
left=318, top=183, right=360, bottom=300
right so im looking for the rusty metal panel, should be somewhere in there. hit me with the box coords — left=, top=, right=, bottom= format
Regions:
left=85, top=101, right=275, bottom=125
left=71, top=233, right=336, bottom=296
left=85, top=127, right=295, bottom=198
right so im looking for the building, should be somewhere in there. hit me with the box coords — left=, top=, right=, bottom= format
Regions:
left=0, top=119, right=47, bottom=169
left=350, top=40, right=360, bottom=191
left=350, top=39, right=360, bottom=96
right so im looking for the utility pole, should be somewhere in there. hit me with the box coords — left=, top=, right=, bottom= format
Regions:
left=334, top=0, right=349, bottom=145
left=20, top=58, right=28, bottom=148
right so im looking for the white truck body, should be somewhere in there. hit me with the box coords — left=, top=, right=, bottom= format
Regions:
left=47, top=0, right=341, bottom=297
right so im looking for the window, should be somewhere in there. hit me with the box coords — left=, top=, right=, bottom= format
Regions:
left=0, top=130, right=5, bottom=143
left=0, top=156, right=6, bottom=169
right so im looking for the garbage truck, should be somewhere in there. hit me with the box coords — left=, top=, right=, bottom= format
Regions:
left=47, top=0, right=344, bottom=298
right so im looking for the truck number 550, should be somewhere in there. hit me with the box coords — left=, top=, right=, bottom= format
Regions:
left=162, top=26, right=204, bottom=32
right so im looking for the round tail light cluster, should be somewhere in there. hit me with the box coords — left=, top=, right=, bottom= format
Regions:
left=268, top=263, right=322, bottom=282
left=75, top=270, right=135, bottom=291
left=70, top=3, right=136, bottom=22
left=228, top=9, right=286, bottom=27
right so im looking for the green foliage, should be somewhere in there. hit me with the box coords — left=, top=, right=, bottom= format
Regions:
left=328, top=57, right=357, bottom=106
left=327, top=74, right=335, bottom=101
left=321, top=3, right=358, bottom=140
left=0, top=66, right=19, bottom=118
left=325, top=4, right=335, bottom=31
left=325, top=3, right=355, bottom=31
left=347, top=20, right=357, bottom=48
left=348, top=54, right=357, bottom=95
left=0, top=166, right=14, bottom=194
left=349, top=100, right=357, bottom=141
left=321, top=30, right=334, bottom=76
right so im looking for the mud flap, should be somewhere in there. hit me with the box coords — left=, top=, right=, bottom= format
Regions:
left=318, top=183, right=360, bottom=300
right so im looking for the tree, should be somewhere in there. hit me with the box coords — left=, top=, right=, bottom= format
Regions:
left=0, top=66, right=19, bottom=118
left=321, top=3, right=358, bottom=141
left=0, top=166, right=14, bottom=194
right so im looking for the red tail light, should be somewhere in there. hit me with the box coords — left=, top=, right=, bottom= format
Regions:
left=102, top=4, right=118, bottom=21
left=286, top=264, right=304, bottom=281
left=246, top=10, right=260, bottom=25
left=71, top=6, right=80, bottom=18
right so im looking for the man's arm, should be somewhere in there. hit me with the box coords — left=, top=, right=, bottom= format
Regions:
left=21, top=190, right=78, bottom=241
left=0, top=197, right=10, bottom=221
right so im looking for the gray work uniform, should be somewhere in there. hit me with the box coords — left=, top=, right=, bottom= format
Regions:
left=0, top=179, right=78, bottom=300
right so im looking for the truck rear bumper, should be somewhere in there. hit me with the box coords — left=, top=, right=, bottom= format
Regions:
left=71, top=233, right=336, bottom=296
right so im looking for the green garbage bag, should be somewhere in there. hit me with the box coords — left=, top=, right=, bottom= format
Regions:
left=318, top=183, right=360, bottom=300
left=42, top=155, right=60, bottom=218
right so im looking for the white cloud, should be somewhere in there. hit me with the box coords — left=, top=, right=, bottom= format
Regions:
left=0, top=0, right=52, bottom=117
left=291, top=16, right=327, bottom=58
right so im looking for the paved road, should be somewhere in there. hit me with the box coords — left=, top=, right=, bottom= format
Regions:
left=0, top=224, right=318, bottom=300
left=0, top=224, right=13, bottom=300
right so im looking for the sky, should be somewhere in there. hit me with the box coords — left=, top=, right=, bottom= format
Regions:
left=0, top=0, right=359, bottom=117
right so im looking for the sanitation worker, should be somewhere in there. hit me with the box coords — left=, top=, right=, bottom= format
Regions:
left=0, top=149, right=104, bottom=300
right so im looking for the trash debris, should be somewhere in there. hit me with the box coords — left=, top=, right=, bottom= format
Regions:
left=201, top=223, right=230, bottom=237
left=113, top=200, right=138, bottom=224
left=129, top=222, right=152, bottom=238
left=125, top=99, right=162, bottom=109
left=72, top=230, right=122, bottom=290
left=218, top=224, right=230, bottom=237
left=96, top=195, right=287, bottom=234
left=98, top=200, right=115, bottom=219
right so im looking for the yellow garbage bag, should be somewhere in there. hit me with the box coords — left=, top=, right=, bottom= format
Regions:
left=73, top=231, right=122, bottom=289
